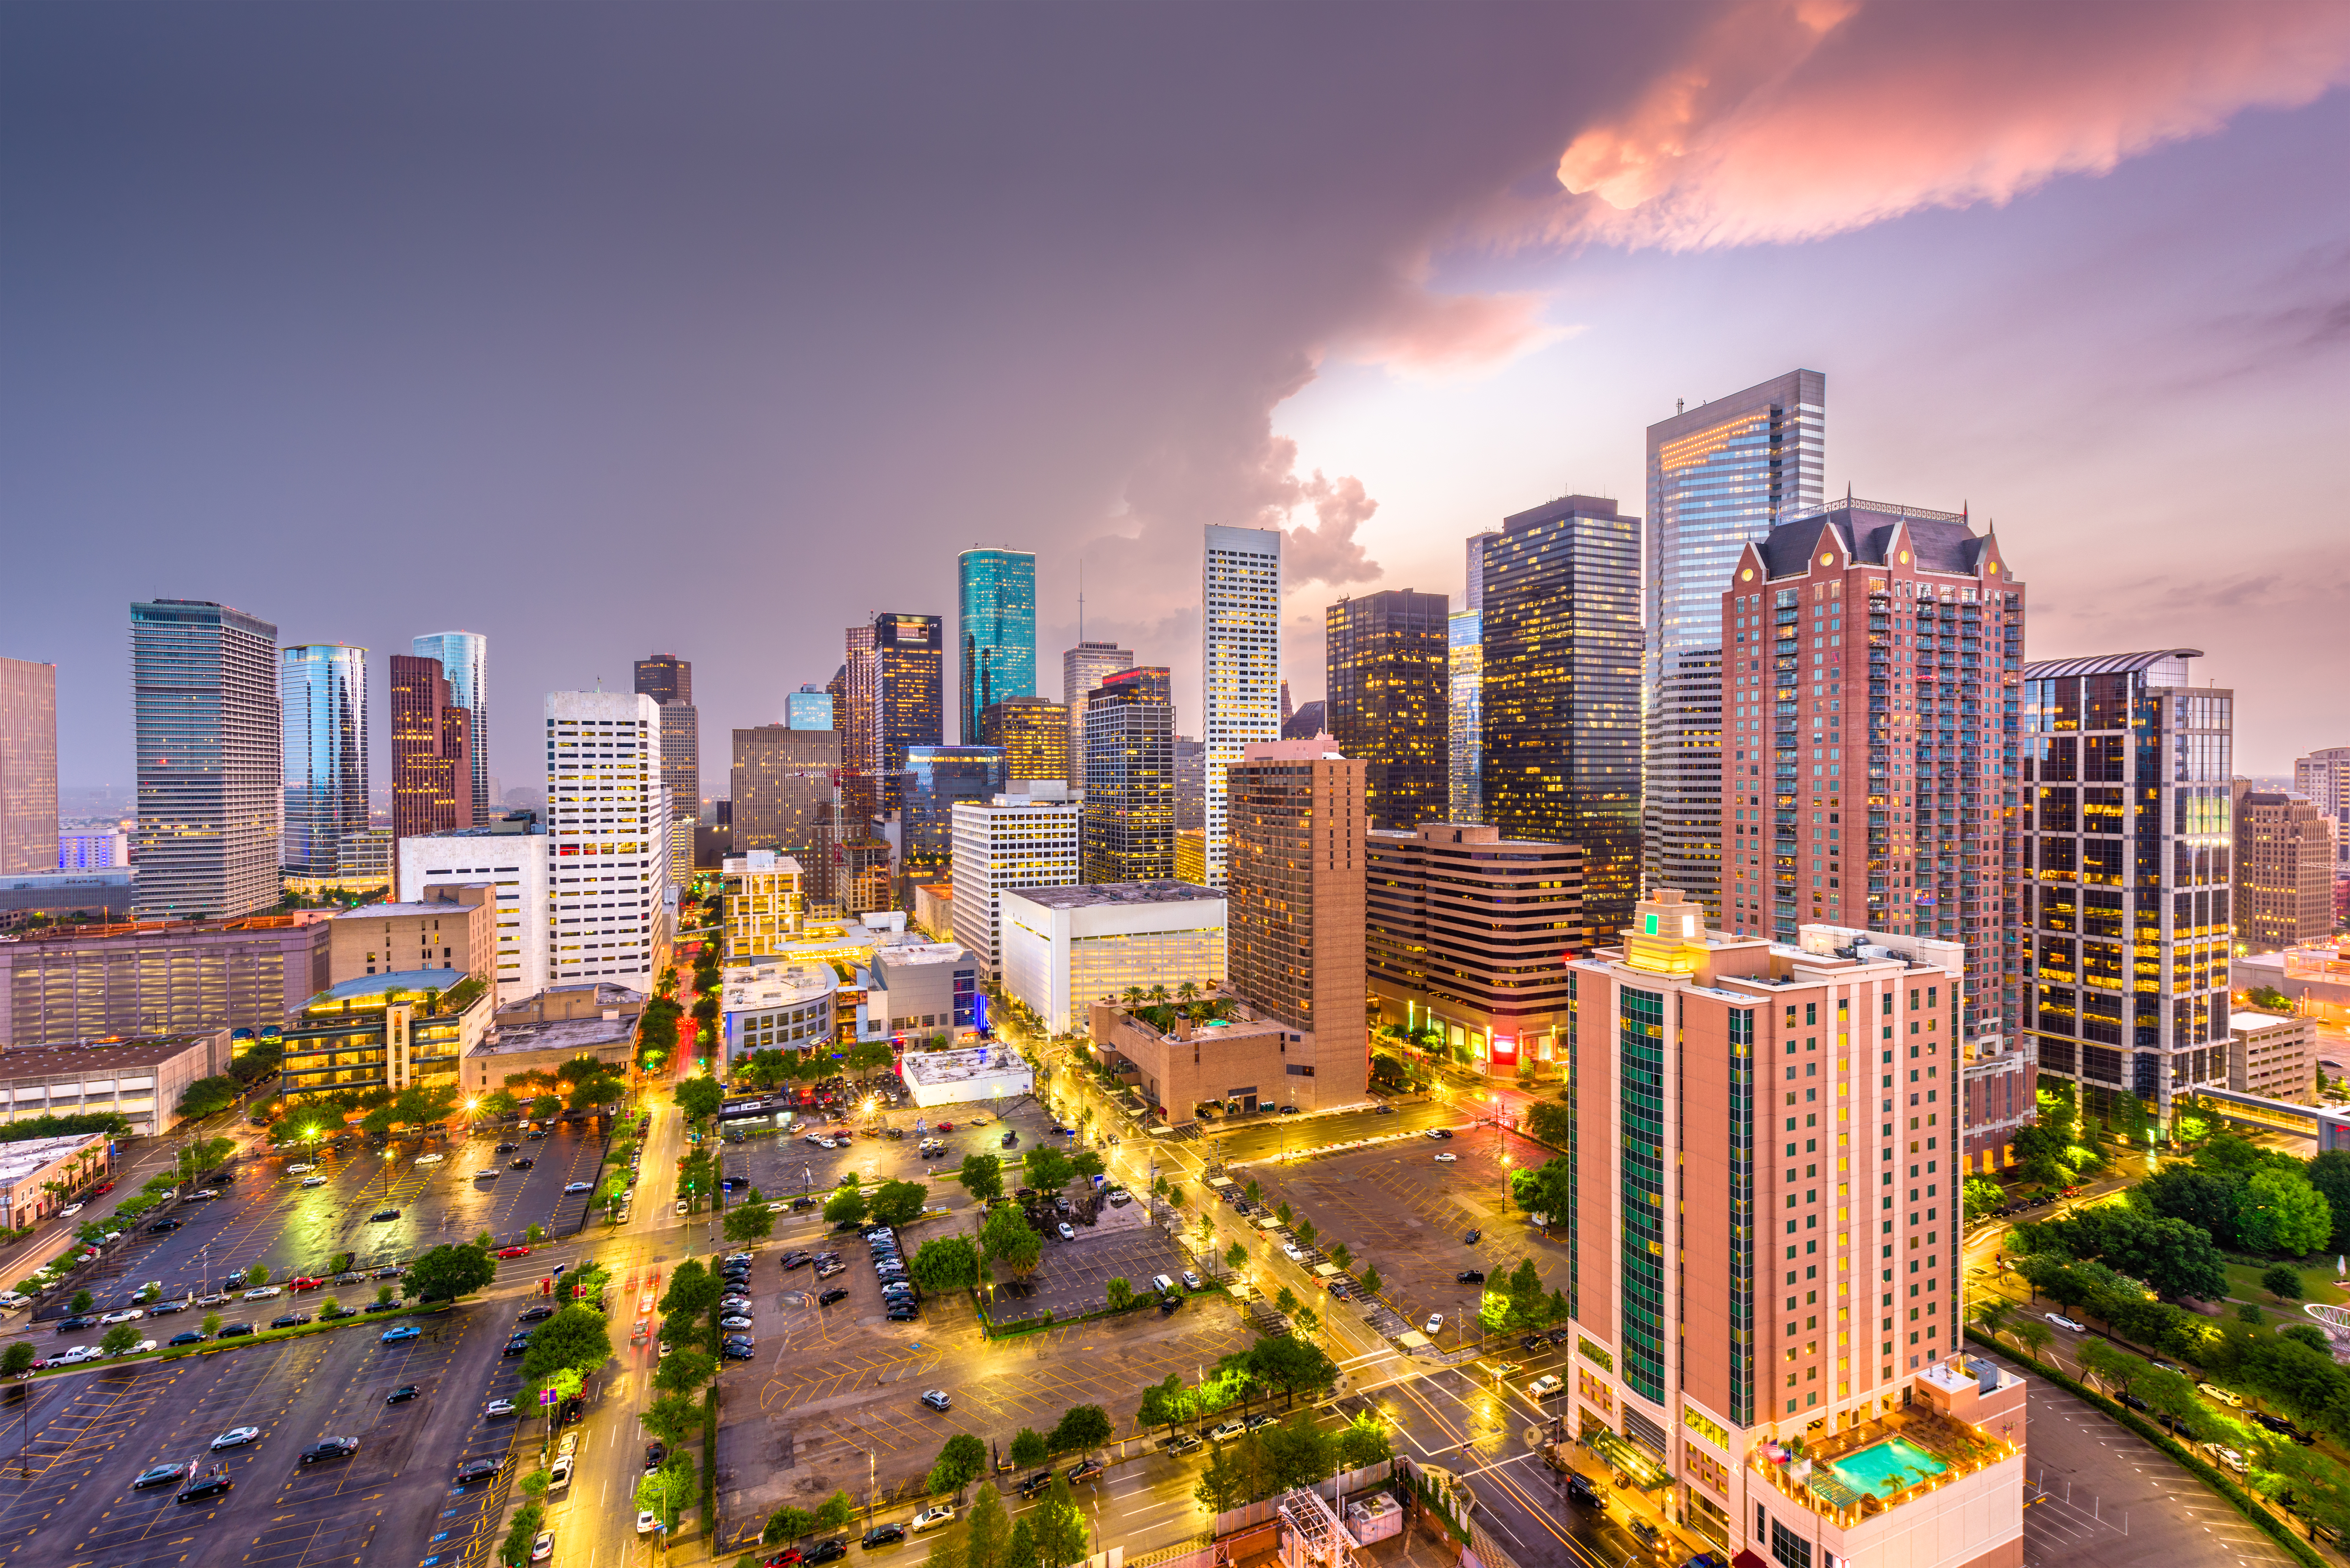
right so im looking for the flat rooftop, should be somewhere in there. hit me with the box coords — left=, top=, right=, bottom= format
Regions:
left=0, top=1035, right=216, bottom=1075
left=721, top=963, right=837, bottom=1010
left=0, top=1133, right=110, bottom=1185
left=474, top=1015, right=635, bottom=1057
left=875, top=942, right=971, bottom=968
left=330, top=902, right=477, bottom=919
left=900, top=1045, right=1033, bottom=1087
left=1010, top=880, right=1221, bottom=910
left=2231, top=1011, right=2304, bottom=1033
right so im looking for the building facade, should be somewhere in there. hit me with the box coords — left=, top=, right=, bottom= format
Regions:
left=0, top=869, right=136, bottom=927
left=1364, top=822, right=1584, bottom=1073
left=719, top=960, right=839, bottom=1065
left=958, top=548, right=1037, bottom=744
left=873, top=613, right=945, bottom=815
left=1645, top=647, right=1724, bottom=917
left=1082, top=666, right=1175, bottom=883
left=277, top=968, right=493, bottom=1105
left=0, top=913, right=330, bottom=1048
left=1326, top=589, right=1449, bottom=832
left=132, top=599, right=282, bottom=921
left=1561, top=893, right=2019, bottom=1568
left=1062, top=641, right=1135, bottom=791
left=635, top=653, right=699, bottom=824
left=785, top=685, right=834, bottom=730
left=465, top=982, right=642, bottom=1093
left=280, top=644, right=369, bottom=880
left=1480, top=498, right=1642, bottom=938
left=0, top=657, right=58, bottom=877
left=1003, top=880, right=1225, bottom=1037
left=2227, top=1010, right=2317, bottom=1103
left=902, top=746, right=1007, bottom=874
left=544, top=690, right=669, bottom=990
left=327, top=883, right=494, bottom=987
left=0, top=1031, right=233, bottom=1137
left=1224, top=738, right=1368, bottom=1106
left=411, top=632, right=490, bottom=824
left=58, top=828, right=127, bottom=870
left=397, top=816, right=551, bottom=1003
left=2020, top=652, right=2232, bottom=1128
left=863, top=942, right=979, bottom=1041
left=2235, top=788, right=2334, bottom=951
left=721, top=850, right=804, bottom=959
left=389, top=652, right=475, bottom=850
left=981, top=697, right=1070, bottom=783
left=0, top=1132, right=115, bottom=1230
left=731, top=725, right=841, bottom=865
left=1203, top=525, right=1283, bottom=888
left=1720, top=503, right=2027, bottom=1172
left=950, top=788, right=1082, bottom=981
left=2292, top=745, right=2350, bottom=883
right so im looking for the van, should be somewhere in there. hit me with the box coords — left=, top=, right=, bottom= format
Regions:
left=1149, top=1274, right=1175, bottom=1296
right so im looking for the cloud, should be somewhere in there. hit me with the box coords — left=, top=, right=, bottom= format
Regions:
left=1330, top=284, right=1574, bottom=377
left=1287, top=470, right=1384, bottom=589
left=1551, top=0, right=2350, bottom=250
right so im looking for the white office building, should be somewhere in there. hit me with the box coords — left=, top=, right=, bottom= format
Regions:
left=950, top=785, right=1083, bottom=981
left=1002, top=880, right=1226, bottom=1035
left=719, top=960, right=839, bottom=1067
left=398, top=820, right=552, bottom=1004
left=545, top=691, right=670, bottom=991
left=1202, top=525, right=1282, bottom=888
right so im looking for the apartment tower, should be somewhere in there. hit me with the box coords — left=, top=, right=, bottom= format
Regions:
left=1325, top=589, right=1449, bottom=832
left=280, top=644, right=369, bottom=879
left=132, top=599, right=282, bottom=921
left=1061, top=641, right=1135, bottom=791
left=544, top=690, right=668, bottom=988
left=1082, top=667, right=1175, bottom=883
left=1203, top=525, right=1283, bottom=888
left=2234, top=788, right=2334, bottom=951
left=1644, top=372, right=1826, bottom=919
left=1480, top=497, right=1642, bottom=938
left=411, top=632, right=490, bottom=823
left=958, top=548, right=1037, bottom=744
left=389, top=654, right=475, bottom=851
left=1447, top=532, right=1498, bottom=825
left=2023, top=651, right=2232, bottom=1131
left=0, top=657, right=59, bottom=876
left=634, top=653, right=699, bottom=823
left=951, top=786, right=1083, bottom=981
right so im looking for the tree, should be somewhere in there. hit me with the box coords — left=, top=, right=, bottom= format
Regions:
left=1223, top=1241, right=1248, bottom=1275
left=956, top=1153, right=1005, bottom=1205
left=1275, top=1201, right=1293, bottom=1227
left=1069, top=1150, right=1106, bottom=1185
left=814, top=1490, right=857, bottom=1531
left=1034, top=1476, right=1088, bottom=1568
left=2236, top=1168, right=2333, bottom=1255
left=0, top=1342, right=34, bottom=1376
left=409, top=1243, right=498, bottom=1303
left=1105, top=1277, right=1134, bottom=1312
left=823, top=1186, right=871, bottom=1227
left=1195, top=1442, right=1247, bottom=1513
left=1293, top=1305, right=1321, bottom=1342
left=1274, top=1285, right=1300, bottom=1318
left=661, top=1260, right=720, bottom=1320
left=1137, top=1373, right=1188, bottom=1438
left=1262, top=1411, right=1333, bottom=1490
left=202, top=1312, right=224, bottom=1337
left=1291, top=1218, right=1316, bottom=1248
left=868, top=1179, right=929, bottom=1227
left=521, top=1304, right=613, bottom=1391
left=1246, top=1333, right=1337, bottom=1408
left=2134, top=1166, right=2243, bottom=1249
left=676, top=1077, right=725, bottom=1123
left=637, top=1454, right=695, bottom=1528
left=1025, top=1148, right=1074, bottom=1195
left=100, top=1323, right=142, bottom=1357
left=1970, top=1296, right=2010, bottom=1345
left=724, top=1190, right=777, bottom=1246
left=960, top=1484, right=1009, bottom=1568
left=654, top=1346, right=716, bottom=1397
left=1962, top=1177, right=2005, bottom=1225
left=1009, top=1427, right=1049, bottom=1469
left=69, top=1289, right=93, bottom=1314
left=2012, top=1318, right=2053, bottom=1363
left=643, top=1391, right=701, bottom=1447
left=910, top=1235, right=982, bottom=1294
left=2263, top=1264, right=2306, bottom=1303
left=982, top=1203, right=1042, bottom=1278
left=1357, top=1263, right=1383, bottom=1298
left=1504, top=1257, right=1546, bottom=1331
left=927, top=1432, right=988, bottom=1499
left=1335, top=1411, right=1391, bottom=1470
left=1050, top=1403, right=1114, bottom=1454
left=1328, top=1242, right=1352, bottom=1273
left=764, top=1506, right=817, bottom=1546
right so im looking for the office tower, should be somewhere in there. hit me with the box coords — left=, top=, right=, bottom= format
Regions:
left=1447, top=534, right=1499, bottom=825
left=2019, top=652, right=2230, bottom=1129
left=58, top=828, right=127, bottom=870
left=2294, top=745, right=2350, bottom=884
left=731, top=725, right=841, bottom=865
left=1480, top=497, right=1642, bottom=936
left=1203, top=525, right=1282, bottom=888
left=958, top=548, right=1037, bottom=744
left=1365, top=822, right=1583, bottom=1070
left=389, top=654, right=475, bottom=851
left=132, top=599, right=281, bottom=922
left=411, top=632, right=490, bottom=824
left=785, top=685, right=834, bottom=730
left=1326, top=589, right=1448, bottom=831
left=1175, top=829, right=1205, bottom=885
left=1174, top=736, right=1205, bottom=830
left=634, top=653, right=699, bottom=822
left=1719, top=501, right=2027, bottom=1171
left=1561, top=892, right=2021, bottom=1568
left=398, top=813, right=552, bottom=1003
left=951, top=786, right=1083, bottom=980
left=1281, top=702, right=1326, bottom=741
left=872, top=613, right=945, bottom=814
left=544, top=691, right=668, bottom=988
left=902, top=746, right=1007, bottom=872
left=0, top=914, right=329, bottom=1047
left=982, top=696, right=1071, bottom=782
left=1644, top=375, right=1826, bottom=921
left=280, top=644, right=369, bottom=879
left=0, top=657, right=58, bottom=876
left=842, top=626, right=879, bottom=773
left=1223, top=737, right=1368, bottom=1107
left=1062, top=640, right=1135, bottom=790
left=1082, top=666, right=1176, bottom=883
left=1280, top=679, right=1294, bottom=728
left=2235, top=788, right=2333, bottom=952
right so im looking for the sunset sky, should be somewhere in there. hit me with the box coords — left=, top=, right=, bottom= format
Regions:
left=5, top=1, right=2345, bottom=791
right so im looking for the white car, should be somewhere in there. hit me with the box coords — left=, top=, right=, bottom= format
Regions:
left=211, top=1426, right=262, bottom=1450
left=244, top=1286, right=284, bottom=1300
left=2043, top=1312, right=2084, bottom=1332
left=302, top=1176, right=328, bottom=1187
left=474, top=1171, right=500, bottom=1181
left=414, top=1153, right=444, bottom=1165
left=59, top=1203, right=82, bottom=1217
left=564, top=1181, right=594, bottom=1194
left=911, top=1504, right=956, bottom=1532
left=1057, top=1222, right=1075, bottom=1241
left=485, top=1398, right=517, bottom=1418
left=97, top=1309, right=144, bottom=1325
left=636, top=1510, right=659, bottom=1535
left=285, top=1164, right=315, bottom=1174
left=1282, top=1244, right=1305, bottom=1260
left=108, top=1338, right=156, bottom=1358
left=1424, top=1313, right=1444, bottom=1336
left=1526, top=1374, right=1563, bottom=1399
left=1433, top=1152, right=1458, bottom=1163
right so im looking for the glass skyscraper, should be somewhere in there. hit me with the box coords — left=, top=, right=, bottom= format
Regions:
left=1202, top=525, right=1282, bottom=888
left=1325, top=589, right=1449, bottom=831
left=133, top=599, right=282, bottom=921
left=902, top=745, right=1007, bottom=871
left=1642, top=370, right=1825, bottom=918
left=281, top=644, right=369, bottom=878
left=412, top=631, right=489, bottom=820
left=957, top=549, right=1036, bottom=745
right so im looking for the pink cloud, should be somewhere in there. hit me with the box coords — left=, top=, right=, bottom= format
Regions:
left=1332, top=284, right=1572, bottom=376
left=1553, top=0, right=2350, bottom=250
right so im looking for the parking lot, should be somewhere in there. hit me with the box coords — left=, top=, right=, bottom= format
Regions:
left=28, top=1121, right=615, bottom=1320
left=988, top=1206, right=1197, bottom=1327
left=0, top=1297, right=538, bottom=1568
left=714, top=1085, right=1069, bottom=1213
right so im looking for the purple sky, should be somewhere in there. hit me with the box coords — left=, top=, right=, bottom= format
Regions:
left=5, top=1, right=2345, bottom=795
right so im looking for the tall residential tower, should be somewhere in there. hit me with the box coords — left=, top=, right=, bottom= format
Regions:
left=1202, top=525, right=1282, bottom=887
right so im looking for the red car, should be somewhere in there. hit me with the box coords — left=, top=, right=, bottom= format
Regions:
left=763, top=1553, right=803, bottom=1568
left=935, top=1122, right=953, bottom=1132
left=93, top=1181, right=116, bottom=1196
left=496, top=1246, right=533, bottom=1260
left=288, top=1276, right=325, bottom=1291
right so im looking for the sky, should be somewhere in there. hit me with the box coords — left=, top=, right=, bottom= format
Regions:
left=4, top=0, right=2346, bottom=798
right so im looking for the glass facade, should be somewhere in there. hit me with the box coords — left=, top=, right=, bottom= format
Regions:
left=1727, top=1005, right=1755, bottom=1425
left=785, top=686, right=834, bottom=730
left=1446, top=610, right=1483, bottom=824
left=132, top=599, right=282, bottom=922
left=280, top=644, right=368, bottom=879
left=1326, top=589, right=1449, bottom=831
left=411, top=632, right=489, bottom=822
left=957, top=549, right=1036, bottom=745
left=1203, top=525, right=1282, bottom=888
left=1082, top=667, right=1175, bottom=883
left=1618, top=986, right=1667, bottom=1405
left=873, top=614, right=945, bottom=817
left=902, top=745, right=1006, bottom=872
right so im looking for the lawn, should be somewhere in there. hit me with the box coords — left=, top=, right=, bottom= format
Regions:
left=2218, top=1260, right=2348, bottom=1310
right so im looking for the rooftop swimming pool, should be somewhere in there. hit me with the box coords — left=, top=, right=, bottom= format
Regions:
left=1829, top=1436, right=1948, bottom=1499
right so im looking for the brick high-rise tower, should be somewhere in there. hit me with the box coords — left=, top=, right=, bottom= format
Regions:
left=390, top=654, right=475, bottom=851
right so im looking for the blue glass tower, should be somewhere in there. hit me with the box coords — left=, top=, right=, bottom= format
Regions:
left=956, top=549, right=1036, bottom=744
left=412, top=631, right=489, bottom=819
left=281, top=644, right=369, bottom=877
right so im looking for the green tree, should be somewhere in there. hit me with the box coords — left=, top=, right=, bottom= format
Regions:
left=1008, top=1427, right=1049, bottom=1469
left=823, top=1186, right=871, bottom=1227
left=409, top=1242, right=498, bottom=1303
left=1262, top=1411, right=1333, bottom=1490
left=1970, top=1296, right=2011, bottom=1345
left=654, top=1345, right=717, bottom=1397
left=927, top=1432, right=989, bottom=1498
left=1246, top=1333, right=1337, bottom=1408
left=69, top=1289, right=93, bottom=1314
left=1050, top=1403, right=1114, bottom=1454
left=202, top=1312, right=223, bottom=1337
left=763, top=1506, right=816, bottom=1545
left=1033, top=1475, right=1088, bottom=1568
left=2236, top=1168, right=2333, bottom=1255
left=1357, top=1263, right=1383, bottom=1298
left=982, top=1202, right=1042, bottom=1278
left=1334, top=1411, right=1392, bottom=1470
left=1068, top=1150, right=1106, bottom=1185
left=1025, top=1148, right=1074, bottom=1195
left=99, top=1323, right=142, bottom=1357
left=1275, top=1201, right=1293, bottom=1227
left=1962, top=1177, right=2005, bottom=1224
left=963, top=1485, right=1010, bottom=1568
left=1274, top=1285, right=1300, bottom=1317
left=1105, top=1277, right=1134, bottom=1312
left=814, top=1490, right=857, bottom=1531
left=2012, top=1318, right=2053, bottom=1363
left=636, top=1454, right=696, bottom=1528
left=956, top=1153, right=1004, bottom=1205
left=868, top=1178, right=929, bottom=1227
left=724, top=1190, right=777, bottom=1247
left=1223, top=1241, right=1248, bottom=1275
left=1504, top=1257, right=1545, bottom=1330
left=1195, top=1442, right=1247, bottom=1513
left=2262, top=1264, right=2306, bottom=1303
left=520, top=1304, right=613, bottom=1391
left=1, top=1342, right=35, bottom=1376
left=661, top=1259, right=721, bottom=1320
left=1327, top=1242, right=1352, bottom=1273
left=910, top=1234, right=983, bottom=1294
left=676, top=1076, right=725, bottom=1123
left=1291, top=1218, right=1315, bottom=1248
left=642, top=1391, right=701, bottom=1447
left=1136, top=1373, right=1188, bottom=1438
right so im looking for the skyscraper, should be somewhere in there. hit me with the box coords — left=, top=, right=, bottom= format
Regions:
left=1224, top=737, right=1369, bottom=1108
left=1480, top=497, right=1642, bottom=937
left=2022, top=651, right=2230, bottom=1132
left=1061, top=640, right=1134, bottom=790
left=1325, top=589, right=1448, bottom=831
left=2235, top=787, right=2333, bottom=952
left=544, top=690, right=668, bottom=988
left=132, top=599, right=281, bottom=921
left=2294, top=745, right=2350, bottom=883
left=957, top=548, right=1036, bottom=744
left=785, top=685, right=834, bottom=730
left=1719, top=500, right=2027, bottom=1171
left=872, top=613, right=945, bottom=813
left=411, top=632, right=489, bottom=824
left=730, top=725, right=840, bottom=866
left=0, top=657, right=58, bottom=877
left=902, top=745, right=1007, bottom=872
left=280, top=644, right=369, bottom=879
left=1203, top=524, right=1282, bottom=888
left=982, top=696, right=1071, bottom=782
left=1644, top=371, right=1827, bottom=920
left=1446, top=531, right=1497, bottom=825
left=1082, top=666, right=1175, bottom=883
left=633, top=653, right=699, bottom=823
left=389, top=654, right=475, bottom=851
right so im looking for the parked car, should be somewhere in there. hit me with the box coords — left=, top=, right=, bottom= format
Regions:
left=1424, top=1313, right=1444, bottom=1336
left=1458, top=1270, right=1486, bottom=1285
left=920, top=1389, right=952, bottom=1412
left=299, top=1438, right=360, bottom=1465
left=1424, top=1127, right=1453, bottom=1140
left=380, top=1325, right=422, bottom=1344
left=861, top=1524, right=907, bottom=1547
left=386, top=1384, right=420, bottom=1404
left=1527, top=1374, right=1564, bottom=1399
left=1066, top=1459, right=1104, bottom=1484
left=134, top=1460, right=195, bottom=1489
left=176, top=1472, right=234, bottom=1504
left=269, top=1312, right=312, bottom=1329
left=2198, top=1382, right=2244, bottom=1408
left=210, top=1426, right=262, bottom=1451
left=2043, top=1312, right=2084, bottom=1332
left=455, top=1458, right=502, bottom=1485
